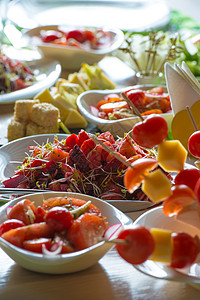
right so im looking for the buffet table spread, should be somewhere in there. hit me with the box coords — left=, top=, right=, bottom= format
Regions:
left=1, top=7, right=200, bottom=300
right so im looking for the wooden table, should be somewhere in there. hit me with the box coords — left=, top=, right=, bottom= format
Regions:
left=1, top=211, right=200, bottom=300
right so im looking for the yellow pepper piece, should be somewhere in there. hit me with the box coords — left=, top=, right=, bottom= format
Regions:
left=157, top=140, right=187, bottom=172
left=150, top=228, right=172, bottom=264
left=141, top=169, right=172, bottom=203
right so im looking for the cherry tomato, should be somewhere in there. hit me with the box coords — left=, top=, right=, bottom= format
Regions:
left=115, top=225, right=155, bottom=265
left=0, top=219, right=25, bottom=236
left=188, top=131, right=200, bottom=158
left=45, top=207, right=74, bottom=232
left=171, top=232, right=199, bottom=269
left=174, top=168, right=200, bottom=191
left=124, top=89, right=146, bottom=107
left=132, top=114, right=168, bottom=148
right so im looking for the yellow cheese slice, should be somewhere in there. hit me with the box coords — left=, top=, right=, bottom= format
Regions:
left=150, top=228, right=172, bottom=264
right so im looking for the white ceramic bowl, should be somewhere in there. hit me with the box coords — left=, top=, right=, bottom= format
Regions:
left=0, top=191, right=132, bottom=274
left=22, top=25, right=124, bottom=70
left=77, top=85, right=173, bottom=137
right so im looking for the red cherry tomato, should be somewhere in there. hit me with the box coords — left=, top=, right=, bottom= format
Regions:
left=0, top=219, right=25, bottom=236
left=45, top=207, right=74, bottom=232
left=132, top=114, right=168, bottom=148
left=188, top=131, right=200, bottom=158
left=174, top=167, right=200, bottom=191
left=115, top=225, right=155, bottom=265
left=171, top=232, right=199, bottom=269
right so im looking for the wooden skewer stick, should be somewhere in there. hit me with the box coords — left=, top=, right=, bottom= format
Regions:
left=91, top=135, right=133, bottom=169
left=121, top=92, right=144, bottom=122
left=186, top=105, right=198, bottom=131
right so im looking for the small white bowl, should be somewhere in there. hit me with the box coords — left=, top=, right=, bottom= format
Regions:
left=77, top=85, right=173, bottom=137
left=0, top=192, right=132, bottom=274
left=22, top=25, right=124, bottom=70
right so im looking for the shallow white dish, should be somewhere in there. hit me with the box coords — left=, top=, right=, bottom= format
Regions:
left=0, top=58, right=61, bottom=104
left=22, top=25, right=124, bottom=71
left=77, top=85, right=173, bottom=137
left=0, top=191, right=132, bottom=274
left=133, top=206, right=200, bottom=285
left=0, top=134, right=153, bottom=212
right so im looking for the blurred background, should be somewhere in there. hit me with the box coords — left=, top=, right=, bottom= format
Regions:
left=1, top=0, right=199, bottom=31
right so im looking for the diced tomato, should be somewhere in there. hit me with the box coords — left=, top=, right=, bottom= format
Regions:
left=77, top=130, right=90, bottom=147
left=124, top=89, right=146, bottom=107
left=80, top=138, right=96, bottom=156
left=65, top=134, right=78, bottom=149
left=119, top=135, right=136, bottom=158
left=40, top=30, right=62, bottom=43
left=45, top=148, right=68, bottom=162
left=98, top=132, right=116, bottom=144
left=66, top=213, right=107, bottom=250
left=14, top=78, right=26, bottom=91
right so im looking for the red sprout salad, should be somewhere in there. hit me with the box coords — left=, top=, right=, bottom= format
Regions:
left=3, top=130, right=158, bottom=201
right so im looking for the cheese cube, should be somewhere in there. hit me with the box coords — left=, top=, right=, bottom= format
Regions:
left=7, top=119, right=26, bottom=141
left=14, top=99, right=39, bottom=122
left=30, top=103, right=60, bottom=127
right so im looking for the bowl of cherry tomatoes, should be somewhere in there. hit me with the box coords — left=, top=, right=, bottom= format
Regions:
left=22, top=25, right=124, bottom=70
left=77, top=85, right=173, bottom=137
left=0, top=191, right=131, bottom=274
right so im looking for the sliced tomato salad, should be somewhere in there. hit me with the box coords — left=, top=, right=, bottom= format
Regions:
left=0, top=197, right=108, bottom=254
left=92, top=87, right=171, bottom=120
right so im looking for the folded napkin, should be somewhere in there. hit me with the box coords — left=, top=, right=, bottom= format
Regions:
left=165, top=62, right=200, bottom=115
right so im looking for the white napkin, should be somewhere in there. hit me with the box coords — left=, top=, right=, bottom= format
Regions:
left=164, top=62, right=200, bottom=115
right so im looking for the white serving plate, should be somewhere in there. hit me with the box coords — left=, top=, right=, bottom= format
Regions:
left=0, top=191, right=132, bottom=274
left=77, top=85, right=173, bottom=137
left=0, top=134, right=153, bottom=212
left=22, top=25, right=124, bottom=70
left=133, top=206, right=200, bottom=286
left=0, top=58, right=61, bottom=104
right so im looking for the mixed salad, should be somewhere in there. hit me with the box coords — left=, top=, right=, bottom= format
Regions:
left=0, top=51, right=35, bottom=94
left=2, top=130, right=160, bottom=202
